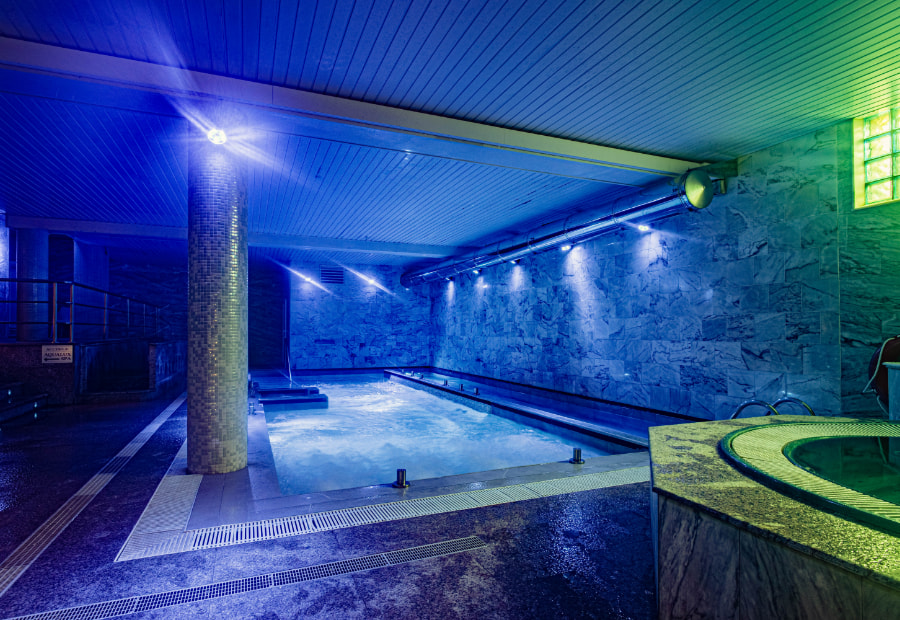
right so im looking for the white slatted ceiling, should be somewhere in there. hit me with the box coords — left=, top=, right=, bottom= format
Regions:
left=2, top=1, right=900, bottom=162
left=248, top=131, right=623, bottom=246
left=0, top=92, right=187, bottom=227
left=0, top=92, right=625, bottom=254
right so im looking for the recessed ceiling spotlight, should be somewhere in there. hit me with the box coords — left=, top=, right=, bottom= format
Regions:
left=207, top=128, right=227, bottom=144
left=638, top=224, right=651, bottom=232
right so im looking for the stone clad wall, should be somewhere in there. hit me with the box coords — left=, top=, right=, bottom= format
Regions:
left=289, top=263, right=430, bottom=370
left=431, top=126, right=846, bottom=419
left=836, top=122, right=900, bottom=415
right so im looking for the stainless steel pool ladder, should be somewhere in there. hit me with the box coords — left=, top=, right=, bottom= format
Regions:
left=729, top=397, right=816, bottom=419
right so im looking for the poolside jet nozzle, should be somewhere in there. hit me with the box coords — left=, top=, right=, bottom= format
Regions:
left=569, top=448, right=585, bottom=464
left=392, top=468, right=410, bottom=488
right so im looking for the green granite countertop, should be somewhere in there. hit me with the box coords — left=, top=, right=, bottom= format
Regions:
left=650, top=415, right=900, bottom=590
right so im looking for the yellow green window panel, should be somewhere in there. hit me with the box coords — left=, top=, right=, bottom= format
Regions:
left=855, top=106, right=900, bottom=209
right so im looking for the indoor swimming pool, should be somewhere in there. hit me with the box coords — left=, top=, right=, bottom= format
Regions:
left=264, top=377, right=626, bottom=495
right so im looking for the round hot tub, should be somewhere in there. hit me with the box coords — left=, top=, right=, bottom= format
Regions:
left=720, top=420, right=900, bottom=535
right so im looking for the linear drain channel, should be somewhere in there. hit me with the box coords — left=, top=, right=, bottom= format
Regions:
left=11, top=536, right=486, bottom=620
left=117, top=465, right=650, bottom=560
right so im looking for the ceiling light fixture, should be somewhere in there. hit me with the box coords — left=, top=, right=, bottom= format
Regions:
left=207, top=128, right=227, bottom=145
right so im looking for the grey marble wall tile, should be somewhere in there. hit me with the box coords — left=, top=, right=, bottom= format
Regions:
left=785, top=248, right=820, bottom=282
left=801, top=278, right=839, bottom=312
left=737, top=285, right=769, bottom=312
left=736, top=226, right=768, bottom=258
left=768, top=221, right=801, bottom=253
left=727, top=369, right=757, bottom=398
left=741, top=342, right=802, bottom=373
left=785, top=373, right=841, bottom=416
left=680, top=365, right=727, bottom=395
left=752, top=253, right=786, bottom=284
left=769, top=282, right=802, bottom=312
left=657, top=495, right=739, bottom=619
left=702, top=316, right=727, bottom=341
left=739, top=529, right=861, bottom=620
left=800, top=213, right=839, bottom=249
left=726, top=314, right=755, bottom=340
left=802, top=344, right=841, bottom=377
left=755, top=312, right=786, bottom=341
left=820, top=244, right=840, bottom=277
left=840, top=242, right=882, bottom=275
left=755, top=371, right=786, bottom=401
left=640, top=362, right=680, bottom=388
left=786, top=312, right=821, bottom=343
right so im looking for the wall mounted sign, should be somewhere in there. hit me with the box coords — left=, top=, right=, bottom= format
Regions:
left=42, top=344, right=73, bottom=364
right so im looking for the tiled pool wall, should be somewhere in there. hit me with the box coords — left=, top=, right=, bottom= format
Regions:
left=431, top=122, right=900, bottom=420
left=278, top=122, right=900, bottom=421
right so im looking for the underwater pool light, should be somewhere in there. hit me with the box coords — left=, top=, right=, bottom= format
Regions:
left=560, top=244, right=572, bottom=251
left=472, top=268, right=481, bottom=274
left=638, top=224, right=651, bottom=232
left=207, top=128, right=227, bottom=144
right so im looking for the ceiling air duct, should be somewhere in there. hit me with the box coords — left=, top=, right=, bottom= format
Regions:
left=400, top=169, right=715, bottom=288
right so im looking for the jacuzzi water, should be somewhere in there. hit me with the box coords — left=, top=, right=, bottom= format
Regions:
left=790, top=436, right=900, bottom=506
left=264, top=378, right=619, bottom=495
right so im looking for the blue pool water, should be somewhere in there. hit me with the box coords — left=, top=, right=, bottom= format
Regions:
left=264, top=378, right=617, bottom=495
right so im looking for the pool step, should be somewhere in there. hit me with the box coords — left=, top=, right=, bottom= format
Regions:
left=0, top=382, right=49, bottom=423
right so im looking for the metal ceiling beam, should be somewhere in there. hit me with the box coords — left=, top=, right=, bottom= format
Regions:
left=0, top=37, right=701, bottom=185
left=5, top=216, right=466, bottom=258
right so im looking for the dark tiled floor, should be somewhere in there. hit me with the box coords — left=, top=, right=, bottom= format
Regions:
left=0, top=397, right=655, bottom=619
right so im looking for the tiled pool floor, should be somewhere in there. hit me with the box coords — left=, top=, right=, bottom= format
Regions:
left=0, top=396, right=655, bottom=619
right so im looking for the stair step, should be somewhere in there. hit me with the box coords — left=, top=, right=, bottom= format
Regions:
left=0, top=382, right=26, bottom=400
left=0, top=393, right=49, bottom=424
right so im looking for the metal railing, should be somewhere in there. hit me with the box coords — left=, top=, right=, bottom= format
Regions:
left=730, top=397, right=816, bottom=419
left=0, top=278, right=166, bottom=343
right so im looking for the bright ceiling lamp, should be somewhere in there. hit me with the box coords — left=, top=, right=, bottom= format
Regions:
left=207, top=128, right=227, bottom=144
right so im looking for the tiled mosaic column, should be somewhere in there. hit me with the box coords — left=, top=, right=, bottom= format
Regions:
left=187, top=125, right=248, bottom=474
left=15, top=228, right=49, bottom=342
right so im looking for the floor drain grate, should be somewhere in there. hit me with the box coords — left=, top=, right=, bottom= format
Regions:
left=10, top=536, right=486, bottom=620
left=118, top=465, right=649, bottom=560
